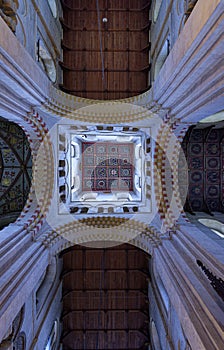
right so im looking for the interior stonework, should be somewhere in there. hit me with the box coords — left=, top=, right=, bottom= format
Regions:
left=0, top=1, right=224, bottom=350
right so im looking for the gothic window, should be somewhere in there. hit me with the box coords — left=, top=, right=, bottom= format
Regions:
left=45, top=320, right=58, bottom=350
left=151, top=320, right=162, bottom=350
left=47, top=0, right=57, bottom=18
left=199, top=111, right=224, bottom=124
left=37, top=39, right=56, bottom=83
left=154, top=38, right=170, bottom=79
left=153, top=0, right=162, bottom=22
left=36, top=257, right=57, bottom=315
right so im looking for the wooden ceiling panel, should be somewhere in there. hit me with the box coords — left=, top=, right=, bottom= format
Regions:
left=127, top=310, right=147, bottom=329
left=129, top=72, right=148, bottom=90
left=127, top=291, right=146, bottom=309
left=85, top=311, right=105, bottom=329
left=63, top=331, right=84, bottom=349
left=63, top=311, right=84, bottom=330
left=107, top=331, right=128, bottom=348
left=182, top=126, right=224, bottom=213
left=129, top=52, right=149, bottom=70
left=104, top=250, right=127, bottom=269
left=60, top=0, right=151, bottom=99
left=85, top=249, right=104, bottom=269
left=63, top=271, right=84, bottom=289
left=63, top=250, right=83, bottom=269
left=106, top=290, right=127, bottom=309
left=128, top=249, right=148, bottom=267
left=105, top=271, right=128, bottom=289
left=106, top=32, right=128, bottom=50
left=128, top=270, right=147, bottom=289
left=61, top=244, right=150, bottom=349
left=106, top=310, right=127, bottom=329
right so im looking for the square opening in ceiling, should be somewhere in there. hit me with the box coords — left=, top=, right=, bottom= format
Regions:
left=57, top=125, right=151, bottom=215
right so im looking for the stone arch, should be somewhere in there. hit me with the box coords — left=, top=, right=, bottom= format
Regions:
left=45, top=217, right=162, bottom=257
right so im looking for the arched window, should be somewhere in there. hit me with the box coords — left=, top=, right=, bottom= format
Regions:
left=154, top=38, right=170, bottom=80
left=47, top=0, right=57, bottom=18
left=45, top=320, right=58, bottom=350
left=199, top=110, right=224, bottom=124
left=153, top=0, right=162, bottom=22
left=37, top=39, right=56, bottom=83
left=36, top=257, right=57, bottom=315
left=151, top=320, right=162, bottom=350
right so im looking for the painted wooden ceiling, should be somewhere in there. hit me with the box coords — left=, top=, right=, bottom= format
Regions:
left=60, top=0, right=151, bottom=100
left=61, top=244, right=150, bottom=349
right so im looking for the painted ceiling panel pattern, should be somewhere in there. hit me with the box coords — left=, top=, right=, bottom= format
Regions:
left=0, top=118, right=32, bottom=227
left=182, top=126, right=224, bottom=213
left=82, top=142, right=134, bottom=192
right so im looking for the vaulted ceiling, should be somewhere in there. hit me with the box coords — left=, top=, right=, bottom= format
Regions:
left=182, top=124, right=224, bottom=214
left=0, top=118, right=32, bottom=229
left=60, top=0, right=151, bottom=100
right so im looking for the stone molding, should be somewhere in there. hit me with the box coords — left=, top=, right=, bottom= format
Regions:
left=154, top=240, right=224, bottom=350
left=153, top=0, right=224, bottom=123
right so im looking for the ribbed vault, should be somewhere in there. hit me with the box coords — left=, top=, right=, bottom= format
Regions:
left=0, top=117, right=32, bottom=229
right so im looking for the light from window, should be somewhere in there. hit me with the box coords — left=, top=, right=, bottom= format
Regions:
left=45, top=320, right=58, bottom=350
left=198, top=218, right=224, bottom=239
left=37, top=39, right=56, bottom=82
left=154, top=39, right=169, bottom=80
left=199, top=111, right=224, bottom=123
left=153, top=0, right=162, bottom=22
left=48, top=0, right=57, bottom=18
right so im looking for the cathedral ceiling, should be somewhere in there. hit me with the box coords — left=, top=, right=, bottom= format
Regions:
left=60, top=0, right=151, bottom=100
left=0, top=118, right=32, bottom=229
left=183, top=124, right=224, bottom=214
left=61, top=243, right=150, bottom=350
